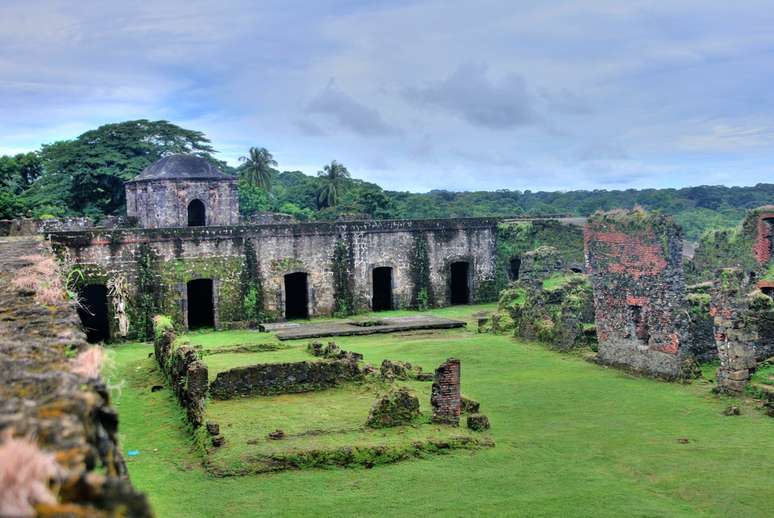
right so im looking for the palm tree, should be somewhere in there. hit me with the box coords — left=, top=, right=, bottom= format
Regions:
left=238, top=147, right=277, bottom=192
left=317, top=160, right=351, bottom=208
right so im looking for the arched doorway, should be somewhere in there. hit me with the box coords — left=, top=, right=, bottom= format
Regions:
left=372, top=267, right=393, bottom=311
left=450, top=261, right=470, bottom=305
left=284, top=272, right=309, bottom=319
left=77, top=284, right=110, bottom=343
left=188, top=199, right=206, bottom=227
left=187, top=279, right=214, bottom=329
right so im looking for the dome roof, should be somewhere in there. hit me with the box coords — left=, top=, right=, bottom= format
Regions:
left=128, top=154, right=234, bottom=182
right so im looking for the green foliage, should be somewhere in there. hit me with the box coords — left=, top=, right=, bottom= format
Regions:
left=239, top=239, right=267, bottom=323
left=317, top=160, right=350, bottom=208
left=332, top=239, right=354, bottom=317
left=152, top=315, right=174, bottom=339
left=135, top=243, right=163, bottom=340
left=494, top=221, right=584, bottom=292
left=238, top=147, right=276, bottom=192
left=410, top=233, right=432, bottom=309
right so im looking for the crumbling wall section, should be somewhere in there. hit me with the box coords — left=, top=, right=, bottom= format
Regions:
left=585, top=210, right=688, bottom=378
left=0, top=238, right=151, bottom=516
left=153, top=325, right=208, bottom=427
left=209, top=359, right=363, bottom=399
left=431, top=358, right=461, bottom=425
left=711, top=269, right=774, bottom=393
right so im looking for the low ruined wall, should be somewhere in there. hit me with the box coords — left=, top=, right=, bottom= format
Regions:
left=0, top=238, right=152, bottom=516
left=585, top=210, right=688, bottom=379
left=209, top=359, right=362, bottom=399
left=153, top=328, right=208, bottom=427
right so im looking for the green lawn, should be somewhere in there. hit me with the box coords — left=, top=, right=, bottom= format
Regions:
left=107, top=304, right=774, bottom=517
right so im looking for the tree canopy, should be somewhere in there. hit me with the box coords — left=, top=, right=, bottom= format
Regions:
left=1, top=119, right=771, bottom=240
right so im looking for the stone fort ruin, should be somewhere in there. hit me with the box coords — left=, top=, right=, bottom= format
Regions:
left=48, top=154, right=500, bottom=341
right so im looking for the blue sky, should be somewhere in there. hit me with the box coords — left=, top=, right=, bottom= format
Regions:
left=1, top=0, right=773, bottom=192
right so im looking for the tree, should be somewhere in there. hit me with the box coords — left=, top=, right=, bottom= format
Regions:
left=36, top=120, right=217, bottom=216
left=238, top=147, right=277, bottom=192
left=317, top=160, right=350, bottom=208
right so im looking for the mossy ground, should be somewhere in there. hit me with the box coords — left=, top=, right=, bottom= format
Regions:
left=108, top=304, right=774, bottom=517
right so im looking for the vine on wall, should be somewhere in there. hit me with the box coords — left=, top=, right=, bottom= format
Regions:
left=240, top=238, right=268, bottom=323
left=410, top=233, right=432, bottom=309
left=135, top=243, right=163, bottom=340
left=332, top=238, right=355, bottom=317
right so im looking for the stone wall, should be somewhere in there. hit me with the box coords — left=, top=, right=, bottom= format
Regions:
left=689, top=205, right=774, bottom=283
left=126, top=178, right=239, bottom=228
left=685, top=284, right=717, bottom=362
left=153, top=326, right=209, bottom=427
left=585, top=210, right=688, bottom=378
left=711, top=269, right=774, bottom=393
left=48, top=218, right=499, bottom=337
left=0, top=238, right=152, bottom=515
left=431, top=358, right=461, bottom=425
left=209, top=358, right=362, bottom=399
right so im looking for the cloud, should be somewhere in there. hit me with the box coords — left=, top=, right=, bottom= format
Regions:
left=404, top=63, right=536, bottom=129
left=305, top=82, right=399, bottom=137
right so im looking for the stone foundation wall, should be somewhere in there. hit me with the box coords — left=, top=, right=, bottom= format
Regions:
left=585, top=210, right=688, bottom=378
left=48, top=218, right=498, bottom=337
left=431, top=358, right=461, bottom=425
left=0, top=238, right=152, bottom=516
left=209, top=359, right=363, bottom=399
left=153, top=327, right=209, bottom=427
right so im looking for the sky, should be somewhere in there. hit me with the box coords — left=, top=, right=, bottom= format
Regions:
left=1, top=0, right=774, bottom=192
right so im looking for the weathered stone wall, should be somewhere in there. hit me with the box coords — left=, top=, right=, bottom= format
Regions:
left=685, top=284, right=718, bottom=362
left=0, top=238, right=152, bottom=516
left=48, top=218, right=499, bottom=336
left=689, top=205, right=774, bottom=283
left=153, top=327, right=209, bottom=427
left=431, top=358, right=461, bottom=425
left=585, top=210, right=688, bottom=378
left=209, top=358, right=362, bottom=399
left=711, top=269, right=774, bottom=393
left=126, top=178, right=239, bottom=228
left=494, top=218, right=586, bottom=291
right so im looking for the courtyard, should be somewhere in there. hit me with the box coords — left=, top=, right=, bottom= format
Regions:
left=109, top=304, right=774, bottom=517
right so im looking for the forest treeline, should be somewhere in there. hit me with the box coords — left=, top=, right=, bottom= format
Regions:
left=1, top=120, right=771, bottom=240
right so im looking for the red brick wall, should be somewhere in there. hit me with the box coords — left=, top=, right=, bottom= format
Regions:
left=431, top=358, right=461, bottom=425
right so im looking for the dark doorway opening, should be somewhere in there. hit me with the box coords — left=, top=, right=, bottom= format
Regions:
left=77, top=284, right=110, bottom=343
left=187, top=279, right=214, bottom=329
left=372, top=267, right=393, bottom=311
left=188, top=199, right=206, bottom=227
left=450, top=261, right=471, bottom=305
left=284, top=272, right=309, bottom=319
left=628, top=304, right=649, bottom=343
left=509, top=257, right=521, bottom=280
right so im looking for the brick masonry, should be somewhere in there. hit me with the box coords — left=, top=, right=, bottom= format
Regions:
left=585, top=210, right=688, bottom=378
left=431, top=358, right=461, bottom=425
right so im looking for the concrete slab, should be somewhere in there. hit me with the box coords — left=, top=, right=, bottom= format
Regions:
left=274, top=315, right=466, bottom=340
left=258, top=322, right=302, bottom=332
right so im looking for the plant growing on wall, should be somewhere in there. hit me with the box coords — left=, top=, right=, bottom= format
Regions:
left=332, top=238, right=355, bottom=317
left=107, top=274, right=130, bottom=337
left=136, top=243, right=163, bottom=340
left=410, top=233, right=432, bottom=309
left=240, top=239, right=268, bottom=323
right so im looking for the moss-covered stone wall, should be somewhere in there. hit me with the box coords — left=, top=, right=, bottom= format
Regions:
left=49, top=218, right=500, bottom=338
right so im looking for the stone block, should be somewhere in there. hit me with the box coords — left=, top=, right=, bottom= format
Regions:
left=365, top=388, right=421, bottom=428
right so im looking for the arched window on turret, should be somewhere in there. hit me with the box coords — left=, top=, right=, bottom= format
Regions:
left=188, top=199, right=206, bottom=226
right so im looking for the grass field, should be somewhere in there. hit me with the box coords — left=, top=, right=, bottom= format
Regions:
left=108, top=304, right=774, bottom=517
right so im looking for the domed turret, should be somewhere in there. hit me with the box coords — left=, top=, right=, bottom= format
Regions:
left=125, top=154, right=239, bottom=228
